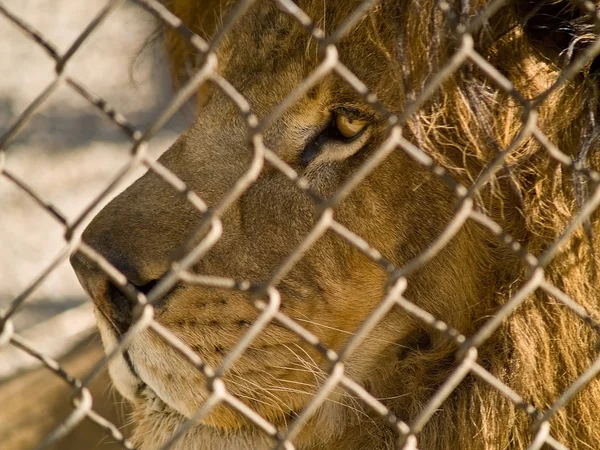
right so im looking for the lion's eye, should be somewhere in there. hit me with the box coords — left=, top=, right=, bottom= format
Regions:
left=299, top=108, right=372, bottom=166
left=335, top=114, right=368, bottom=139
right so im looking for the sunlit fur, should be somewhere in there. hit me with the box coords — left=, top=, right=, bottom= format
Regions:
left=75, top=1, right=600, bottom=449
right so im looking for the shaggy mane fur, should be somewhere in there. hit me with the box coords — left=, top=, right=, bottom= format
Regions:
left=137, top=1, right=600, bottom=448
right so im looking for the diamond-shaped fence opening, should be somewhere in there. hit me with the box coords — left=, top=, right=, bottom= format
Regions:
left=1, top=0, right=600, bottom=449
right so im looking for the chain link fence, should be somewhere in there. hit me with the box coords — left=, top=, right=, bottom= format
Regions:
left=1, top=0, right=600, bottom=449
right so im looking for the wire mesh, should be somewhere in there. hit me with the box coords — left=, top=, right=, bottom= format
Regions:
left=1, top=0, right=600, bottom=449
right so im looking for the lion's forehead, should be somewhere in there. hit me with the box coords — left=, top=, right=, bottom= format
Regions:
left=217, top=0, right=399, bottom=113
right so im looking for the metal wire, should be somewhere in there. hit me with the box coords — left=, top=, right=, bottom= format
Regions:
left=1, top=0, right=600, bottom=449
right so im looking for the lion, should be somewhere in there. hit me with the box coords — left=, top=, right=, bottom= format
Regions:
left=69, top=1, right=600, bottom=449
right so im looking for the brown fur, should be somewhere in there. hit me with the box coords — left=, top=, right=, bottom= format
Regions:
left=71, top=1, right=600, bottom=449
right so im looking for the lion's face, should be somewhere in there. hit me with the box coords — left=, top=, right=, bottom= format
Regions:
left=71, top=1, right=501, bottom=448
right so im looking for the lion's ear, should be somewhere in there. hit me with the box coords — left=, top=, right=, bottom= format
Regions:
left=516, top=0, right=600, bottom=75
left=160, top=0, right=229, bottom=88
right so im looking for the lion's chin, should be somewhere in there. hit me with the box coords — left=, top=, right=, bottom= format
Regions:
left=95, top=311, right=143, bottom=402
left=132, top=405, right=276, bottom=450
left=138, top=380, right=292, bottom=433
left=94, top=313, right=188, bottom=418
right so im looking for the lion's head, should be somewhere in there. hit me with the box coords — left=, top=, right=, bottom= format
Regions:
left=71, top=1, right=600, bottom=449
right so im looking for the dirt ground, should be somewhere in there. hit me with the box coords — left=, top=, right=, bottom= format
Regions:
left=0, top=335, right=130, bottom=450
left=0, top=0, right=191, bottom=378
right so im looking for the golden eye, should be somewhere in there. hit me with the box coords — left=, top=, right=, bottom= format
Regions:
left=335, top=114, right=368, bottom=139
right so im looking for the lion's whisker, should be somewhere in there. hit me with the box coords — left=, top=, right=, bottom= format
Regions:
left=282, top=308, right=411, bottom=350
left=228, top=373, right=294, bottom=425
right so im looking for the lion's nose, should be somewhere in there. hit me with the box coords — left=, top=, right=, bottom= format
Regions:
left=70, top=250, right=158, bottom=334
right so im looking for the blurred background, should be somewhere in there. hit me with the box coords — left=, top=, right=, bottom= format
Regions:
left=0, top=0, right=191, bottom=375
left=0, top=0, right=191, bottom=447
